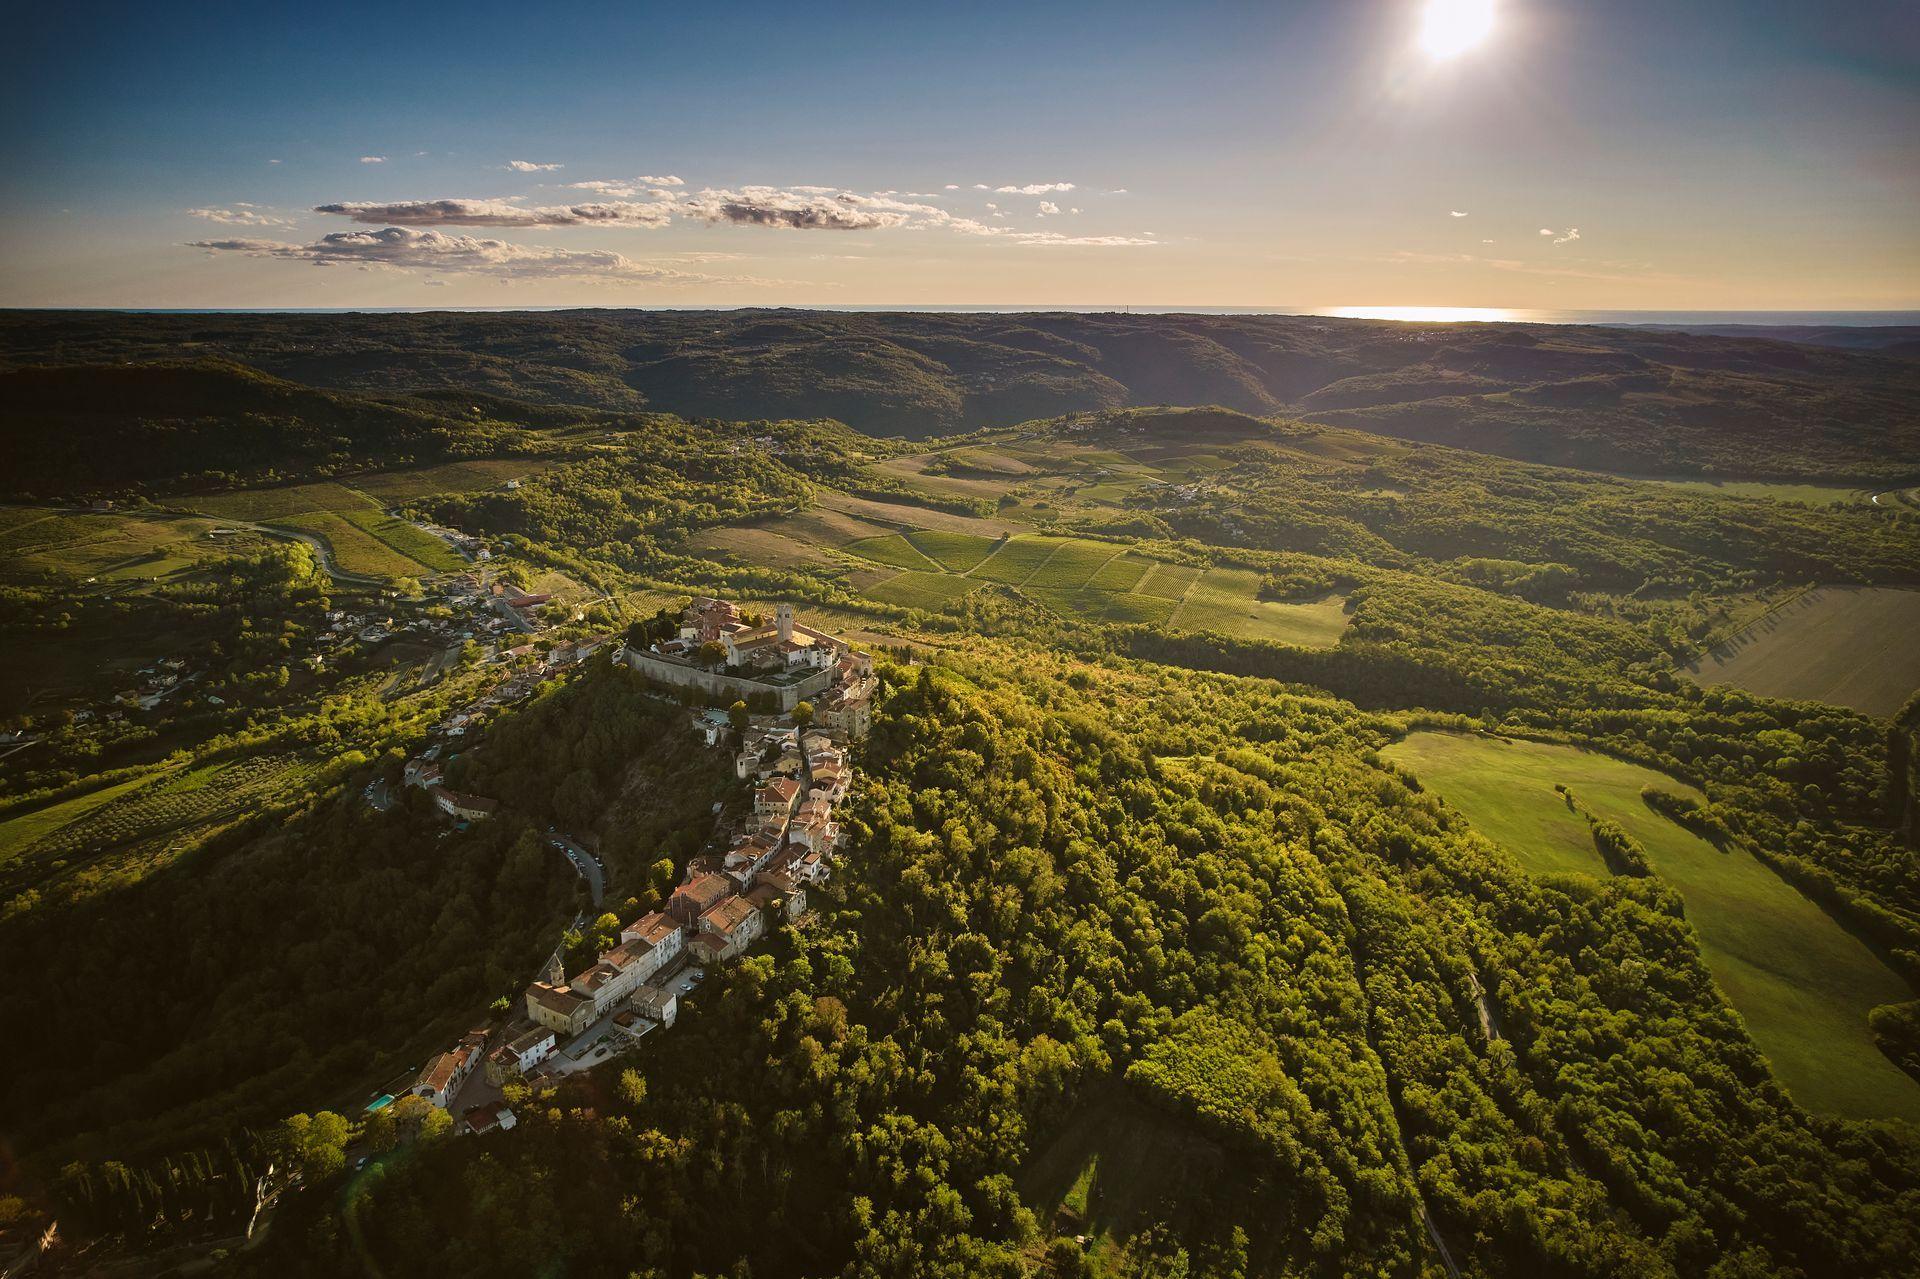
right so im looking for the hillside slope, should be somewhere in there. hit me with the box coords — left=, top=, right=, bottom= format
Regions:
left=4, top=310, right=1916, bottom=480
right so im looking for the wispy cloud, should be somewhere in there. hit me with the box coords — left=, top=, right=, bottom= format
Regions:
left=1449, top=210, right=1468, bottom=217
left=314, top=198, right=673, bottom=228
left=565, top=175, right=684, bottom=197
left=1552, top=227, right=1581, bottom=245
left=189, top=226, right=721, bottom=281
left=946, top=217, right=1154, bottom=247
left=359, top=156, right=386, bottom=164
left=506, top=159, right=564, bottom=172
left=990, top=182, right=1075, bottom=195
left=189, top=206, right=297, bottom=228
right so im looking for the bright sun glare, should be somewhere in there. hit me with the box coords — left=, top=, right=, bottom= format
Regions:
left=1418, top=0, right=1496, bottom=60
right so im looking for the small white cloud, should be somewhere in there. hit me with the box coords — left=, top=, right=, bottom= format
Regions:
left=943, top=183, right=959, bottom=190
left=267, top=158, right=282, bottom=165
left=565, top=175, right=684, bottom=197
left=1450, top=210, right=1468, bottom=218
left=189, top=206, right=298, bottom=228
left=1553, top=227, right=1581, bottom=244
left=1481, top=238, right=1494, bottom=244
left=993, top=182, right=1074, bottom=195
left=1037, top=201, right=1061, bottom=216
left=1069, top=207, right=1080, bottom=214
left=1106, top=188, right=1128, bottom=195
left=507, top=159, right=564, bottom=172
left=360, top=156, right=386, bottom=164
left=1539, top=228, right=1553, bottom=236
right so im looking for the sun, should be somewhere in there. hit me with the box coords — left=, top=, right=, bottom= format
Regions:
left=1418, top=0, right=1497, bottom=60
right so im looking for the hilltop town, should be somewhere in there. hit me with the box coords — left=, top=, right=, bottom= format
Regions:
left=398, top=596, right=874, bottom=1134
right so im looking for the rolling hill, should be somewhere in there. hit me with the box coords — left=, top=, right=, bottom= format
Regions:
left=4, top=309, right=1917, bottom=480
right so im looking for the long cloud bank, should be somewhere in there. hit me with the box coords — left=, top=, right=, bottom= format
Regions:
left=306, top=182, right=1154, bottom=250
left=190, top=227, right=717, bottom=281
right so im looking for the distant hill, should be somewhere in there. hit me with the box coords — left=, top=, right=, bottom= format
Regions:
left=0, top=360, right=555, bottom=497
left=2, top=309, right=1916, bottom=481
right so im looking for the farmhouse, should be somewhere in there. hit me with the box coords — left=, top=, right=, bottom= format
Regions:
left=414, top=1038, right=483, bottom=1108
left=431, top=787, right=498, bottom=821
left=485, top=1023, right=557, bottom=1084
left=525, top=982, right=596, bottom=1037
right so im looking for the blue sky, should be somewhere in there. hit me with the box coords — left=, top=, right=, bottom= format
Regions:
left=2, top=0, right=1914, bottom=308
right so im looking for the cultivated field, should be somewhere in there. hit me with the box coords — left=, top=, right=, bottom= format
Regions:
left=1170, top=568, right=1351, bottom=647
left=863, top=571, right=983, bottom=610
left=1633, top=477, right=1872, bottom=506
left=839, top=530, right=1351, bottom=646
left=1384, top=731, right=1920, bottom=1123
left=0, top=508, right=233, bottom=587
left=1687, top=586, right=1920, bottom=717
left=169, top=478, right=465, bottom=580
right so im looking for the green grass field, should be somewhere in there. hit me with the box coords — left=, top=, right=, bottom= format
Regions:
left=1169, top=568, right=1351, bottom=646
left=1687, top=586, right=1920, bottom=717
left=863, top=570, right=983, bottom=609
left=1383, top=731, right=1920, bottom=1123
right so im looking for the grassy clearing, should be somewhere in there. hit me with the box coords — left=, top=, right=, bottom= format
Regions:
left=1382, top=731, right=1920, bottom=1123
left=844, top=533, right=940, bottom=572
left=1687, top=586, right=1920, bottom=717
left=863, top=571, right=982, bottom=610
left=1170, top=569, right=1351, bottom=647
left=904, top=529, right=999, bottom=573
left=1019, top=1087, right=1250, bottom=1272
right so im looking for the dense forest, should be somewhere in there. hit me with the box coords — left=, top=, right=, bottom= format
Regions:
left=3, top=309, right=1917, bottom=479
left=234, top=651, right=1920, bottom=1278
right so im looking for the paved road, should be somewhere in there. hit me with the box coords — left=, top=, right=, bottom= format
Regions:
left=363, top=778, right=393, bottom=812
left=547, top=830, right=605, bottom=906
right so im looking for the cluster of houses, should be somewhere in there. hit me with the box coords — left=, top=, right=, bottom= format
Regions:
left=403, top=598, right=872, bottom=1124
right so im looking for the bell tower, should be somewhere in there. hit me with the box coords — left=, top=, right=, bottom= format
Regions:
left=776, top=602, right=794, bottom=641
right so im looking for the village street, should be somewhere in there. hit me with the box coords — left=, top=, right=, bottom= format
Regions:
left=547, top=829, right=605, bottom=906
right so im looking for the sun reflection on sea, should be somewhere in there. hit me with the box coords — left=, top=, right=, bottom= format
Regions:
left=1321, top=305, right=1522, bottom=323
